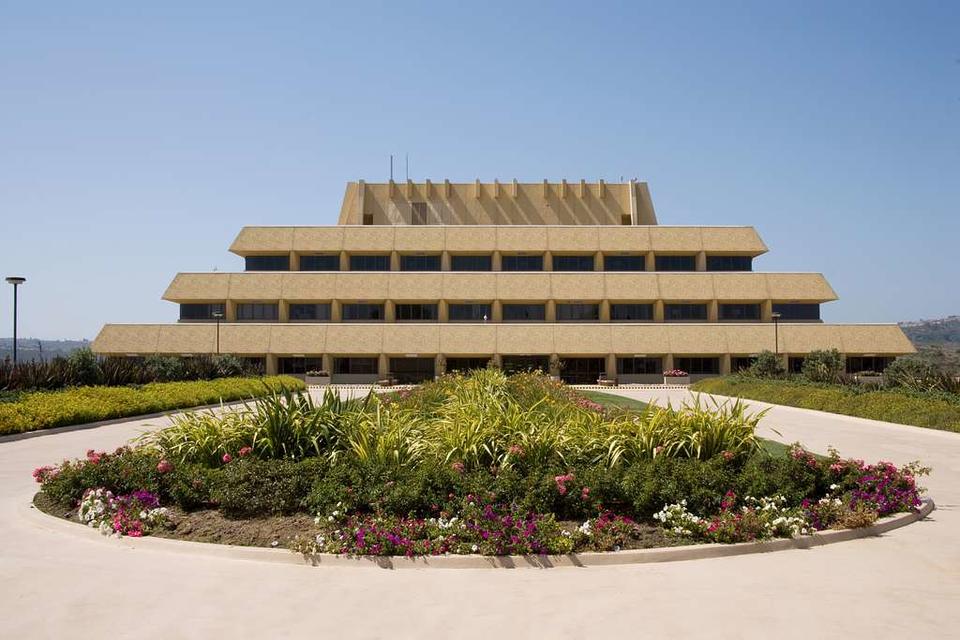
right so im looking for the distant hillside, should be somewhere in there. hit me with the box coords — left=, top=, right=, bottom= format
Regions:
left=899, top=316, right=960, bottom=374
left=0, top=338, right=91, bottom=362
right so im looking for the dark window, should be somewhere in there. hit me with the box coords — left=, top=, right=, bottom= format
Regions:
left=395, top=303, right=438, bottom=321
left=362, top=214, right=374, bottom=225
left=560, top=358, right=606, bottom=384
left=788, top=357, right=805, bottom=374
left=719, top=304, right=761, bottom=321
left=706, top=256, right=753, bottom=271
left=278, top=357, right=324, bottom=375
left=773, top=303, right=821, bottom=320
left=446, top=357, right=490, bottom=373
left=501, top=255, right=544, bottom=271
left=846, top=356, right=894, bottom=374
left=235, top=303, right=278, bottom=321
left=451, top=255, right=492, bottom=271
left=620, top=215, right=632, bottom=226
left=411, top=202, right=427, bottom=225
left=245, top=255, right=290, bottom=271
left=349, top=254, right=391, bottom=271
left=664, top=303, right=708, bottom=321
left=341, top=303, right=384, bottom=321
left=501, top=355, right=550, bottom=374
left=400, top=254, right=441, bottom=271
left=556, top=303, right=600, bottom=321
left=179, top=303, right=225, bottom=321
left=674, top=357, right=720, bottom=375
left=731, top=356, right=757, bottom=372
left=390, top=357, right=435, bottom=384
left=610, top=303, right=653, bottom=321
left=448, top=303, right=492, bottom=321
left=289, top=303, right=331, bottom=321
left=617, top=357, right=663, bottom=375
left=334, top=357, right=378, bottom=374
left=300, top=254, right=340, bottom=271
left=552, top=255, right=595, bottom=271
left=655, top=255, right=696, bottom=271
left=604, top=255, right=646, bottom=271
left=502, top=304, right=546, bottom=321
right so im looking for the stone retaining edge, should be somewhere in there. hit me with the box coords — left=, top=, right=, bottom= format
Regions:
left=24, top=497, right=935, bottom=570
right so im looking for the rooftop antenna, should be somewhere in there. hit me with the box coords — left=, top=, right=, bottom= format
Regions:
left=390, top=154, right=394, bottom=181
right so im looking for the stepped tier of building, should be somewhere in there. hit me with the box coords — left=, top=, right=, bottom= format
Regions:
left=92, top=180, right=913, bottom=384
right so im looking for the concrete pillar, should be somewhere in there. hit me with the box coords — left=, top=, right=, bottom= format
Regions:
left=225, top=300, right=237, bottom=322
left=664, top=354, right=675, bottom=372
left=549, top=353, right=560, bottom=377
left=265, top=354, right=279, bottom=375
left=599, top=300, right=611, bottom=322
left=696, top=251, right=707, bottom=272
left=278, top=301, right=289, bottom=323
left=720, top=353, right=732, bottom=375
left=708, top=300, right=719, bottom=322
left=390, top=251, right=400, bottom=271
left=761, top=299, right=773, bottom=322
left=595, top=251, right=604, bottom=272
left=378, top=353, right=389, bottom=378
left=435, top=353, right=445, bottom=377
left=438, top=300, right=448, bottom=322
left=544, top=251, right=553, bottom=272
left=654, top=300, right=665, bottom=322
left=441, top=251, right=451, bottom=271
left=545, top=300, right=556, bottom=322
left=492, top=300, right=502, bottom=322
left=331, top=300, right=341, bottom=322
left=321, top=354, right=333, bottom=375
left=339, top=251, right=350, bottom=272
left=384, top=301, right=395, bottom=322
left=289, top=251, right=297, bottom=271
left=606, top=353, right=617, bottom=380
left=492, top=251, right=502, bottom=271
left=491, top=353, right=502, bottom=369
left=646, top=251, right=656, bottom=272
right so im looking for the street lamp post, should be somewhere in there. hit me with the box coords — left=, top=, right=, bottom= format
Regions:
left=771, top=311, right=782, bottom=358
left=212, top=310, right=224, bottom=355
left=5, top=277, right=26, bottom=365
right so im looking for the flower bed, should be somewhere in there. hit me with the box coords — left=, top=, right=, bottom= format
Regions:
left=31, top=370, right=929, bottom=554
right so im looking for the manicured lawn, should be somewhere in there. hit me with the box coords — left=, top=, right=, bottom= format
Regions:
left=580, top=390, right=649, bottom=410
left=692, top=376, right=960, bottom=433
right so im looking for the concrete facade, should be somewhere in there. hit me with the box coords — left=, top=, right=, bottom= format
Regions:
left=91, top=180, right=913, bottom=381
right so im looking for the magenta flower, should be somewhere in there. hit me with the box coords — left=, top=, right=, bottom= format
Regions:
left=156, top=459, right=173, bottom=474
left=238, top=446, right=253, bottom=458
left=222, top=453, right=233, bottom=464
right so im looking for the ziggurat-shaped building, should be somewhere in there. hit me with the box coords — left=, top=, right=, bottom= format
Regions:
left=92, top=179, right=913, bottom=384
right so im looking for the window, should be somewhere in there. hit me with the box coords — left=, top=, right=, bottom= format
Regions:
left=501, top=355, right=550, bottom=374
left=451, top=255, right=492, bottom=271
left=719, top=303, right=761, bottom=321
left=501, top=255, right=544, bottom=271
left=349, top=254, right=391, bottom=271
left=617, top=357, right=663, bottom=375
left=621, top=215, right=632, bottom=226
left=390, top=357, right=435, bottom=384
left=235, top=303, right=279, bottom=321
left=556, top=303, right=600, bottom=321
left=502, top=304, right=545, bottom=321
left=604, top=255, right=646, bottom=271
left=552, top=255, right=595, bottom=271
left=245, top=255, right=290, bottom=271
left=846, top=356, right=894, bottom=374
left=610, top=303, right=653, bottom=321
left=179, top=303, right=225, bottom=321
left=706, top=255, right=753, bottom=271
left=655, top=255, right=696, bottom=271
left=560, top=358, right=606, bottom=384
left=289, top=303, right=331, bottom=321
left=399, top=254, right=441, bottom=271
left=362, top=213, right=374, bottom=225
left=341, top=303, right=384, bottom=321
left=278, top=357, right=324, bottom=375
left=731, top=356, right=757, bottom=372
left=788, top=357, right=805, bottom=374
left=411, top=202, right=427, bottom=225
left=448, top=303, right=491, bottom=321
left=334, top=357, right=378, bottom=374
left=300, top=254, right=340, bottom=271
left=664, top=303, right=708, bottom=321
left=446, top=357, right=490, bottom=373
left=674, top=357, right=720, bottom=375
left=773, top=303, right=821, bottom=320
left=395, top=303, right=438, bottom=321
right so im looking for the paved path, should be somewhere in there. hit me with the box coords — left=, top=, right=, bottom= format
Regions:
left=0, top=388, right=957, bottom=639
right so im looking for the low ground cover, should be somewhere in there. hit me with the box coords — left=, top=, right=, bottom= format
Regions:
left=1, top=375, right=304, bottom=435
left=692, top=376, right=960, bottom=432
left=32, top=371, right=928, bottom=556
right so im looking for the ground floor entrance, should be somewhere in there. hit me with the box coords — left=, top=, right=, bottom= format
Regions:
left=389, top=357, right=436, bottom=384
left=559, top=357, right=606, bottom=385
left=501, top=355, right=550, bottom=375
left=446, top=357, right=491, bottom=374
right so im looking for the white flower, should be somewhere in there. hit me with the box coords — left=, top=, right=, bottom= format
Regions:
left=471, top=544, right=479, bottom=552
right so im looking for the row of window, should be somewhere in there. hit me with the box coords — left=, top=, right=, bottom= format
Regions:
left=244, top=253, right=755, bottom=272
left=181, top=302, right=820, bottom=322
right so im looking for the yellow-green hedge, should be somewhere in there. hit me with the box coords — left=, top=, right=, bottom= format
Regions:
left=692, top=377, right=960, bottom=433
left=0, top=376, right=305, bottom=435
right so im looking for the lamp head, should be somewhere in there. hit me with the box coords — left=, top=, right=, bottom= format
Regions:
left=5, top=277, right=26, bottom=286
left=771, top=312, right=782, bottom=320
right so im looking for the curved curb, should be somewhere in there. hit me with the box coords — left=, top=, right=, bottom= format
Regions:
left=24, top=497, right=935, bottom=570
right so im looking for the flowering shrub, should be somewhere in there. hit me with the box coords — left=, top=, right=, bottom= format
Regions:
left=654, top=492, right=810, bottom=543
left=573, top=512, right=645, bottom=552
left=78, top=488, right=168, bottom=537
left=663, top=370, right=689, bottom=377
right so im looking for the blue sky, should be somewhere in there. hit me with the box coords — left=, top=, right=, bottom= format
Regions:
left=1, top=1, right=957, bottom=340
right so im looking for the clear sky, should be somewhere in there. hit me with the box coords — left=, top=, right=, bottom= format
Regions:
left=0, top=1, right=957, bottom=340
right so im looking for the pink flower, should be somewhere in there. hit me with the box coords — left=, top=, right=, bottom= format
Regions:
left=508, top=445, right=525, bottom=456
left=554, top=473, right=575, bottom=496
left=156, top=460, right=173, bottom=474
left=451, top=461, right=465, bottom=474
left=722, top=451, right=735, bottom=461
left=238, top=446, right=253, bottom=458
left=222, top=453, right=233, bottom=464
left=86, top=449, right=103, bottom=465
left=581, top=487, right=591, bottom=500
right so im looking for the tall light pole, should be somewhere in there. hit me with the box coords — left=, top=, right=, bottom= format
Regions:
left=6, top=277, right=26, bottom=365
left=771, top=311, right=782, bottom=358
left=212, top=309, right=224, bottom=355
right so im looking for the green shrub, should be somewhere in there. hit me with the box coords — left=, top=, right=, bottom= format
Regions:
left=801, top=349, right=845, bottom=383
left=622, top=457, right=737, bottom=518
left=40, top=448, right=162, bottom=505
left=885, top=358, right=958, bottom=393
left=211, top=458, right=323, bottom=518
left=0, top=376, right=305, bottom=435
left=748, top=350, right=785, bottom=378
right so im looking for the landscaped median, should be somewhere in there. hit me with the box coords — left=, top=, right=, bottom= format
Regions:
left=30, top=370, right=930, bottom=560
left=692, top=376, right=960, bottom=433
left=0, top=376, right=304, bottom=435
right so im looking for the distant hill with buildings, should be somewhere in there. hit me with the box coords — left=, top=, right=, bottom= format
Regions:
left=0, top=338, right=91, bottom=362
left=899, top=316, right=960, bottom=373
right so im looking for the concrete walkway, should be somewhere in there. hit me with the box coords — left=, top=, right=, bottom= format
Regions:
left=0, top=388, right=957, bottom=639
